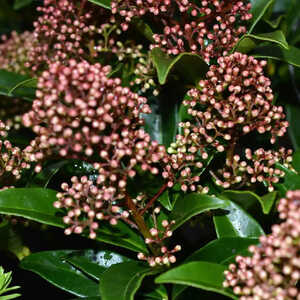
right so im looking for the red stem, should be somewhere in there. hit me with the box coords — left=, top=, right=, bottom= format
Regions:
left=140, top=182, right=168, bottom=216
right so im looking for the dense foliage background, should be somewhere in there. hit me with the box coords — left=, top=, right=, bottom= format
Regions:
left=0, top=0, right=299, bottom=299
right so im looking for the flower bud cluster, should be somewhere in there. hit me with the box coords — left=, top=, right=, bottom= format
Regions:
left=22, top=59, right=151, bottom=164
left=214, top=148, right=292, bottom=192
left=224, top=190, right=300, bottom=299
left=53, top=127, right=168, bottom=236
left=23, top=58, right=172, bottom=238
left=166, top=133, right=209, bottom=193
left=26, top=0, right=101, bottom=72
left=112, top=0, right=252, bottom=62
left=0, top=121, right=30, bottom=184
left=54, top=176, right=130, bottom=239
left=185, top=53, right=288, bottom=148
left=0, top=31, right=34, bottom=75
left=137, top=217, right=181, bottom=267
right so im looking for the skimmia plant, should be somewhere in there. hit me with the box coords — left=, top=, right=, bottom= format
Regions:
left=0, top=0, right=299, bottom=299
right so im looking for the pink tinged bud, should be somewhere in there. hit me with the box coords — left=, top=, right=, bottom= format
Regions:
left=150, top=228, right=158, bottom=236
left=54, top=201, right=62, bottom=208
left=137, top=253, right=145, bottom=260
left=169, top=255, right=176, bottom=263
left=74, top=226, right=83, bottom=234
left=118, top=180, right=126, bottom=188
left=64, top=228, right=72, bottom=235
left=110, top=218, right=118, bottom=225
left=89, top=232, right=96, bottom=239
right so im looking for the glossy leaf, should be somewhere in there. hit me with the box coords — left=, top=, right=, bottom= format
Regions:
left=264, top=15, right=284, bottom=29
left=99, top=261, right=157, bottom=300
left=287, top=104, right=300, bottom=150
left=222, top=190, right=276, bottom=214
left=186, top=237, right=259, bottom=264
left=274, top=163, right=300, bottom=196
left=292, top=150, right=300, bottom=173
left=0, top=188, right=64, bottom=227
left=260, top=192, right=277, bottom=214
left=20, top=250, right=100, bottom=297
left=160, top=94, right=180, bottom=147
left=158, top=190, right=173, bottom=211
left=13, top=0, right=33, bottom=9
left=0, top=188, right=146, bottom=253
left=67, top=249, right=132, bottom=281
left=151, top=48, right=208, bottom=85
left=96, top=221, right=148, bottom=253
left=213, top=200, right=265, bottom=238
left=170, top=194, right=229, bottom=230
left=222, top=190, right=259, bottom=210
left=132, top=18, right=154, bottom=42
left=253, top=45, right=300, bottom=67
left=0, top=69, right=36, bottom=101
left=249, top=0, right=275, bottom=33
left=155, top=261, right=237, bottom=299
left=233, top=37, right=257, bottom=54
left=143, top=92, right=181, bottom=148
left=236, top=30, right=289, bottom=52
left=27, top=160, right=69, bottom=188
left=88, top=0, right=111, bottom=9
left=172, top=237, right=259, bottom=299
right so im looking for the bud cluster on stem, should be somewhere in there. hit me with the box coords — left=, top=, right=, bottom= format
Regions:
left=224, top=190, right=300, bottom=299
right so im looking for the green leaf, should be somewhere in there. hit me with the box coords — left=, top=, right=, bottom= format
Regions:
left=0, top=267, right=20, bottom=299
left=13, top=0, right=33, bottom=9
left=249, top=0, right=275, bottom=33
left=236, top=30, right=289, bottom=52
left=0, top=188, right=146, bottom=253
left=155, top=261, right=237, bottom=299
left=222, top=190, right=276, bottom=214
left=67, top=249, right=132, bottom=281
left=233, top=37, right=257, bottom=54
left=186, top=237, right=259, bottom=265
left=151, top=48, right=208, bottom=85
left=143, top=92, right=182, bottom=148
left=274, top=163, right=300, bottom=196
left=287, top=104, right=300, bottom=150
left=96, top=221, right=148, bottom=254
left=26, top=160, right=69, bottom=188
left=172, top=237, right=259, bottom=299
left=0, top=294, right=21, bottom=300
left=0, top=69, right=36, bottom=101
left=99, top=261, right=157, bottom=300
left=292, top=149, right=300, bottom=173
left=264, top=15, right=284, bottom=29
left=88, top=0, right=111, bottom=9
left=131, top=18, right=154, bottom=42
left=170, top=194, right=229, bottom=231
left=253, top=45, right=300, bottom=67
left=260, top=192, right=277, bottom=214
left=213, top=200, right=265, bottom=238
left=0, top=188, right=64, bottom=227
left=173, top=238, right=259, bottom=299
left=158, top=190, right=173, bottom=211
left=20, top=250, right=100, bottom=297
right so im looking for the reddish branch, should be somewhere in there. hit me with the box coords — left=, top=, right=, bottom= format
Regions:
left=140, top=182, right=169, bottom=216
